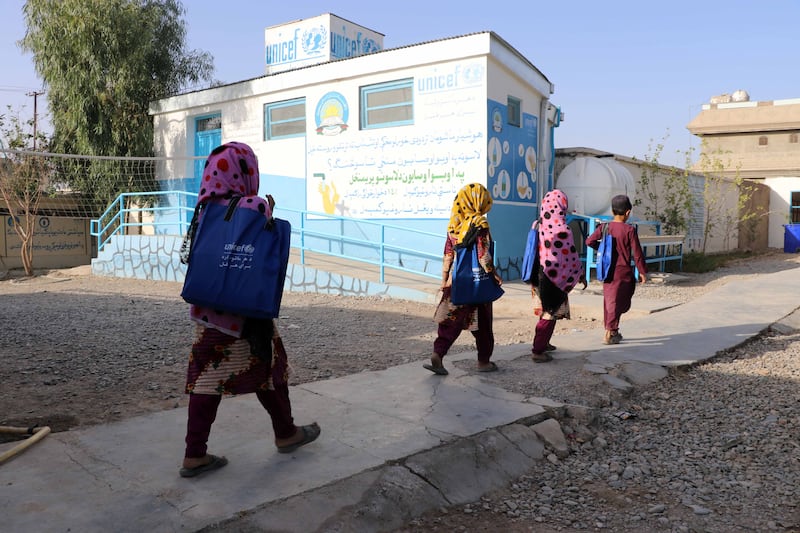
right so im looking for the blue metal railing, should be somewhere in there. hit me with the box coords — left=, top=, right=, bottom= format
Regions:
left=90, top=191, right=442, bottom=282
left=89, top=191, right=198, bottom=250
left=275, top=206, right=441, bottom=281
left=568, top=213, right=682, bottom=282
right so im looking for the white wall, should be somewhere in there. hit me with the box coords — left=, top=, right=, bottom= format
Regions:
left=764, top=176, right=800, bottom=248
left=149, top=32, right=557, bottom=276
left=304, top=58, right=488, bottom=218
left=150, top=32, right=554, bottom=221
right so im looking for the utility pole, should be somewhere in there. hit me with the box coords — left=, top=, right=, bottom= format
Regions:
left=26, top=90, right=44, bottom=150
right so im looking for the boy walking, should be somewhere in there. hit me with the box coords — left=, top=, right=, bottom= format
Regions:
left=585, top=195, right=648, bottom=344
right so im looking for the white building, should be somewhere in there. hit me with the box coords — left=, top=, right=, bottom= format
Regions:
left=688, top=93, right=800, bottom=251
left=149, top=13, right=560, bottom=280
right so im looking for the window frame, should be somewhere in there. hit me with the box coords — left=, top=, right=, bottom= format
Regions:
left=196, top=114, right=222, bottom=132
left=507, top=96, right=521, bottom=127
left=360, top=78, right=414, bottom=130
left=791, top=190, right=800, bottom=223
left=264, top=98, right=306, bottom=140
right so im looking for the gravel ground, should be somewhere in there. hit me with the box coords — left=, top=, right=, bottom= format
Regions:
left=1, top=251, right=799, bottom=532
left=394, top=253, right=800, bottom=533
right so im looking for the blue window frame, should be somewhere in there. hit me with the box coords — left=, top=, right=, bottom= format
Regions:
left=360, top=79, right=413, bottom=130
left=265, top=98, right=306, bottom=140
left=507, top=96, right=521, bottom=127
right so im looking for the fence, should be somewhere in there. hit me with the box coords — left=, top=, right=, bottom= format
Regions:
left=90, top=191, right=443, bottom=282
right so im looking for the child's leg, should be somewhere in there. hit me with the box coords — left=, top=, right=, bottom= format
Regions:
left=471, top=303, right=494, bottom=365
left=433, top=320, right=463, bottom=360
left=184, top=393, right=222, bottom=459
left=610, top=280, right=636, bottom=331
left=603, top=283, right=617, bottom=331
left=603, top=282, right=623, bottom=344
left=532, top=317, right=556, bottom=356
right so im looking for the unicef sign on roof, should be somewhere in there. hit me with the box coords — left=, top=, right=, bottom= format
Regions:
left=265, top=13, right=384, bottom=75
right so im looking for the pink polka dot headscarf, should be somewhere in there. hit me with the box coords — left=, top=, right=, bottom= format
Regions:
left=537, top=189, right=582, bottom=293
left=198, top=141, right=262, bottom=205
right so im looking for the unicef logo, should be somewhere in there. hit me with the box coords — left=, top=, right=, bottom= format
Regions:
left=361, top=38, right=381, bottom=54
left=463, top=63, right=484, bottom=85
left=302, top=26, right=327, bottom=55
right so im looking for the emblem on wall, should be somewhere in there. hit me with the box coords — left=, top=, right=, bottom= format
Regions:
left=315, top=92, right=349, bottom=136
left=302, top=25, right=328, bottom=55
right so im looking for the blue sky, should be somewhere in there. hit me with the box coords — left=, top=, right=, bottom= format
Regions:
left=2, top=0, right=798, bottom=165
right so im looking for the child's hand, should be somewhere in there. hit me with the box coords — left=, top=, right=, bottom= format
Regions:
left=493, top=272, right=503, bottom=286
left=580, top=278, right=588, bottom=290
left=639, top=273, right=647, bottom=284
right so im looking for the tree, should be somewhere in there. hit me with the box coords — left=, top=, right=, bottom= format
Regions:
left=0, top=107, right=53, bottom=275
left=695, top=142, right=761, bottom=253
left=19, top=0, right=213, bottom=207
left=634, top=133, right=695, bottom=235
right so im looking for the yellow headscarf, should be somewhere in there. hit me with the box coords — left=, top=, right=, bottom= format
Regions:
left=447, top=183, right=493, bottom=245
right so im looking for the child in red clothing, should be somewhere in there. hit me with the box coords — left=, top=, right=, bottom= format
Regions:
left=585, top=195, right=648, bottom=344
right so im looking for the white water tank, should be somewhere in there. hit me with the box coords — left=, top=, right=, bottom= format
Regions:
left=556, top=157, right=636, bottom=216
left=731, top=89, right=750, bottom=102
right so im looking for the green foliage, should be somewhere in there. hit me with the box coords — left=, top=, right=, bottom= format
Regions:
left=19, top=0, right=213, bottom=204
left=0, top=105, right=49, bottom=151
left=682, top=250, right=763, bottom=273
left=0, top=109, right=55, bottom=275
left=634, top=132, right=695, bottom=235
left=695, top=140, right=761, bottom=253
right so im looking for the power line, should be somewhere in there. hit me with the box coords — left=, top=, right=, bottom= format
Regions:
left=0, top=86, right=43, bottom=93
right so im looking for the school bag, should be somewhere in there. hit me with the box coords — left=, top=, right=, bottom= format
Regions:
left=521, top=220, right=540, bottom=284
left=180, top=195, right=291, bottom=319
left=450, top=240, right=504, bottom=306
left=596, top=223, right=613, bottom=282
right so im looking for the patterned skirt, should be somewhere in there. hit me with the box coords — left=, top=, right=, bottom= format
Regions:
left=433, top=286, right=481, bottom=332
left=185, top=320, right=290, bottom=396
left=532, top=288, right=571, bottom=320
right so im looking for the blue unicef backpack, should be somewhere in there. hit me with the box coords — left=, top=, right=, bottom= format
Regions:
left=521, top=220, right=540, bottom=284
left=596, top=223, right=613, bottom=282
left=181, top=196, right=291, bottom=318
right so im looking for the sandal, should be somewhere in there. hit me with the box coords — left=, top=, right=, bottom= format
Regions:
left=476, top=362, right=498, bottom=372
left=544, top=343, right=557, bottom=352
left=604, top=331, right=623, bottom=345
left=531, top=352, right=553, bottom=363
left=179, top=454, right=228, bottom=478
left=277, top=422, right=321, bottom=454
left=423, top=354, right=448, bottom=375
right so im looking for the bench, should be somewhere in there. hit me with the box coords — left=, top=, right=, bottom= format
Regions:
left=639, top=234, right=685, bottom=272
left=568, top=214, right=685, bottom=282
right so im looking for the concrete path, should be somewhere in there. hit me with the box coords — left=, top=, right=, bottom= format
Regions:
left=3, top=264, right=800, bottom=533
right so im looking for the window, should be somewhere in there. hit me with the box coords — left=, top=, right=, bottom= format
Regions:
left=265, top=98, right=306, bottom=140
left=792, top=191, right=800, bottom=223
left=507, top=96, right=521, bottom=127
left=360, top=79, right=413, bottom=129
left=196, top=115, right=221, bottom=132
left=758, top=136, right=768, bottom=146
left=790, top=133, right=798, bottom=144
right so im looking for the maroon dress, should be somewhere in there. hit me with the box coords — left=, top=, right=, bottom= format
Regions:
left=586, top=221, right=647, bottom=331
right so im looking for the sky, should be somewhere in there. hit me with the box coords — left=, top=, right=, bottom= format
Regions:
left=2, top=0, right=799, bottom=166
